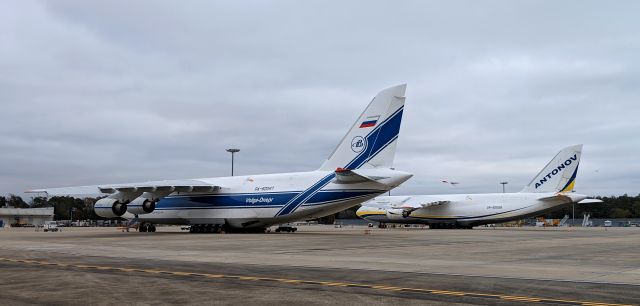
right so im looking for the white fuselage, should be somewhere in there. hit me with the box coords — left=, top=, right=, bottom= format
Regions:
left=136, top=170, right=412, bottom=228
left=357, top=193, right=587, bottom=226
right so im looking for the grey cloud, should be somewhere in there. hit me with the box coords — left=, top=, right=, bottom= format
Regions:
left=1, top=0, right=639, bottom=199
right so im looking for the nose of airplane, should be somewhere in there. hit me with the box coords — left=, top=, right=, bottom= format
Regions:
left=355, top=206, right=368, bottom=217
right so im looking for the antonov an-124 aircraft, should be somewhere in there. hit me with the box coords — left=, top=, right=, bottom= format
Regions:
left=357, top=144, right=602, bottom=229
left=29, top=85, right=413, bottom=233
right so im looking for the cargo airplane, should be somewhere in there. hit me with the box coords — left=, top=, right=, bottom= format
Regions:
left=357, top=145, right=602, bottom=229
left=29, top=85, right=413, bottom=233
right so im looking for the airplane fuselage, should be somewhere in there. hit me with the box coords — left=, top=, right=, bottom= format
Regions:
left=357, top=193, right=587, bottom=227
left=137, top=170, right=411, bottom=228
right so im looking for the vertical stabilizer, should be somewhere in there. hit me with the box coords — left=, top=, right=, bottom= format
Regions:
left=319, top=84, right=406, bottom=171
left=521, top=144, right=583, bottom=193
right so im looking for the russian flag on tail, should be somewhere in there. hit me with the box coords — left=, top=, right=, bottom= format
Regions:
left=359, top=115, right=380, bottom=128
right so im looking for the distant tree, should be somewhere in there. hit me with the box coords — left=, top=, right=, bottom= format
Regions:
left=7, top=194, right=29, bottom=208
left=631, top=200, right=640, bottom=218
left=0, top=196, right=6, bottom=207
left=609, top=208, right=631, bottom=218
left=30, top=196, right=50, bottom=208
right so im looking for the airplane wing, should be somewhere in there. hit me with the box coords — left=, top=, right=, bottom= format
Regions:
left=392, top=200, right=450, bottom=210
left=27, top=179, right=221, bottom=196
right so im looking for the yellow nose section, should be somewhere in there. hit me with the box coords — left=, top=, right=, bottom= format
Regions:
left=356, top=208, right=385, bottom=218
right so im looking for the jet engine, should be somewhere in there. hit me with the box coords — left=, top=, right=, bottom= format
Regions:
left=127, top=197, right=156, bottom=214
left=94, top=198, right=128, bottom=218
left=385, top=208, right=407, bottom=220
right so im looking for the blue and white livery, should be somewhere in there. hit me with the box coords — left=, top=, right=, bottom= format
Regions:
left=29, top=85, right=413, bottom=232
left=357, top=145, right=602, bottom=229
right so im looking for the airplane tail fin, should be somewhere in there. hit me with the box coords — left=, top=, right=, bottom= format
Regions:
left=521, top=144, right=583, bottom=193
left=319, top=84, right=406, bottom=171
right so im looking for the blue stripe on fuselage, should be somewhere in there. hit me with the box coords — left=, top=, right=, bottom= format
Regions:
left=155, top=189, right=383, bottom=210
left=275, top=173, right=336, bottom=216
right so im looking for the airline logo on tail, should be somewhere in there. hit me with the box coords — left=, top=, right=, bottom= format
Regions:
left=351, top=136, right=366, bottom=153
left=359, top=115, right=380, bottom=128
left=535, top=154, right=578, bottom=189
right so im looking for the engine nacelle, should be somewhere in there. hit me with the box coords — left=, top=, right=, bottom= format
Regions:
left=127, top=197, right=156, bottom=215
left=385, top=208, right=407, bottom=220
left=94, top=198, right=128, bottom=218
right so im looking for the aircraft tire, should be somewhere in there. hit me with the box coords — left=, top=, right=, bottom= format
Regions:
left=149, top=225, right=156, bottom=232
left=139, top=223, right=148, bottom=232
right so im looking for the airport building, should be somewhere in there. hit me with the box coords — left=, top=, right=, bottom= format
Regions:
left=0, top=207, right=54, bottom=227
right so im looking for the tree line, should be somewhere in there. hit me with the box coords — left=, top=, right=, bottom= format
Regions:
left=0, top=195, right=100, bottom=221
left=543, top=194, right=640, bottom=219
left=1, top=194, right=640, bottom=220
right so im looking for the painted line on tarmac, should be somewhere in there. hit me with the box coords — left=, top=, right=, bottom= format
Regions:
left=277, top=262, right=640, bottom=287
left=0, top=257, right=633, bottom=306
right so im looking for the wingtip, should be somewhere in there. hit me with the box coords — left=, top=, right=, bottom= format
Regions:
left=25, top=189, right=47, bottom=194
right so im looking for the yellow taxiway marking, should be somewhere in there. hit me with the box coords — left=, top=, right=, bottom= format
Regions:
left=429, top=290, right=466, bottom=296
left=0, top=257, right=633, bottom=306
left=501, top=295, right=542, bottom=302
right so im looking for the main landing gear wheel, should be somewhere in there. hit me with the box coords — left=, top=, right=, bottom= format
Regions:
left=138, top=223, right=156, bottom=232
left=429, top=223, right=473, bottom=229
left=187, top=224, right=267, bottom=234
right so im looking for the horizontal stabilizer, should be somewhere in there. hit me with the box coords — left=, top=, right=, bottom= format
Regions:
left=537, top=194, right=571, bottom=202
left=334, top=169, right=388, bottom=184
left=537, top=193, right=601, bottom=204
left=578, top=199, right=603, bottom=204
left=333, top=168, right=412, bottom=188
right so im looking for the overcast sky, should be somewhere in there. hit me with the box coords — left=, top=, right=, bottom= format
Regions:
left=1, top=0, right=639, bottom=199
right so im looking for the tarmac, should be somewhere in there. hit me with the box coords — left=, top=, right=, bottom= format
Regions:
left=0, top=225, right=638, bottom=305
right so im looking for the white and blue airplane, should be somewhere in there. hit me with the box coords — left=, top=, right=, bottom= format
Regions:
left=29, top=85, right=413, bottom=233
left=357, top=144, right=602, bottom=229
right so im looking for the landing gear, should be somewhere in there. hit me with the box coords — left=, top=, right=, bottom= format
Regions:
left=429, top=223, right=473, bottom=229
left=274, top=225, right=297, bottom=233
left=188, top=224, right=234, bottom=234
left=138, top=222, right=156, bottom=232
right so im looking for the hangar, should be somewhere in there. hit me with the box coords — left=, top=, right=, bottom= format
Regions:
left=0, top=207, right=54, bottom=227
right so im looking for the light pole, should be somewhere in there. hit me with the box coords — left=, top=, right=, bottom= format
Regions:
left=500, top=181, right=508, bottom=193
left=70, top=207, right=77, bottom=226
left=226, top=148, right=240, bottom=176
